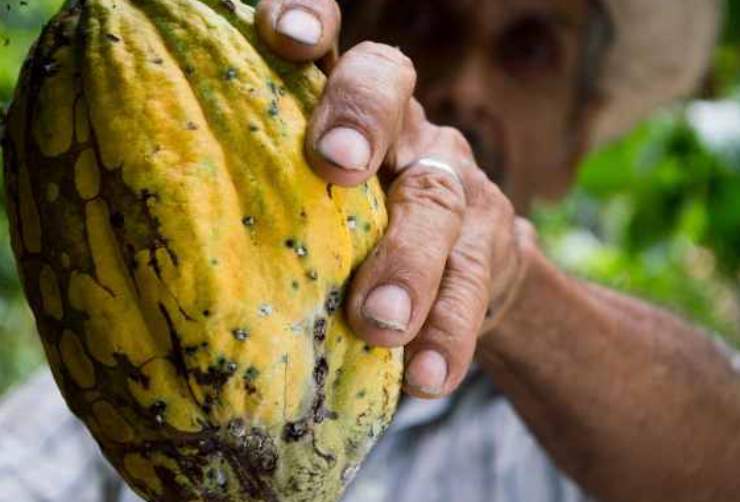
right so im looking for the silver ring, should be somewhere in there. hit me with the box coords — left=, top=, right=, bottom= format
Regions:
left=412, top=157, right=462, bottom=184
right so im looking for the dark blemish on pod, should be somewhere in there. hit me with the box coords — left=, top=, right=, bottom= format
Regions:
left=224, top=68, right=237, bottom=81
left=283, top=419, right=309, bottom=442
left=184, top=345, right=199, bottom=356
left=326, top=183, right=334, bottom=199
left=284, top=239, right=295, bottom=249
left=114, top=353, right=150, bottom=388
left=150, top=400, right=167, bottom=427
left=228, top=418, right=246, bottom=438
left=203, top=310, right=211, bottom=317
left=244, top=366, right=260, bottom=381
left=325, top=289, right=341, bottom=315
left=307, top=269, right=318, bottom=281
left=280, top=354, right=288, bottom=364
left=258, top=304, right=273, bottom=317
left=267, top=81, right=278, bottom=95
left=248, top=124, right=259, bottom=133
left=347, top=216, right=357, bottom=230
left=205, top=466, right=228, bottom=489
left=221, top=0, right=237, bottom=12
left=313, top=318, right=327, bottom=342
left=186, top=121, right=198, bottom=131
left=364, top=222, right=372, bottom=232
left=267, top=100, right=279, bottom=117
left=193, top=358, right=237, bottom=388
left=242, top=215, right=255, bottom=226
left=294, top=244, right=308, bottom=257
left=243, top=366, right=259, bottom=394
left=140, top=189, right=159, bottom=202
left=314, top=357, right=328, bottom=386
left=152, top=57, right=164, bottom=65
left=109, top=211, right=124, bottom=228
left=105, top=33, right=120, bottom=42
left=291, top=280, right=299, bottom=291
left=242, top=429, right=279, bottom=474
left=201, top=394, right=215, bottom=414
left=184, top=65, right=195, bottom=76
left=210, top=259, right=219, bottom=266
left=363, top=344, right=372, bottom=353
left=356, top=389, right=366, bottom=399
left=42, top=59, right=59, bottom=77
left=232, top=328, right=249, bottom=341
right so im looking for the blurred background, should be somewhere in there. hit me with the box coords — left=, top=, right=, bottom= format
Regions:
left=0, top=0, right=739, bottom=397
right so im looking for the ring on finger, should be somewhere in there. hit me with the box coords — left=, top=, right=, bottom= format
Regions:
left=408, top=157, right=463, bottom=185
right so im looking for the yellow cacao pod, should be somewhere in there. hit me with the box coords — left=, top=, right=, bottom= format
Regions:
left=1, top=1, right=403, bottom=500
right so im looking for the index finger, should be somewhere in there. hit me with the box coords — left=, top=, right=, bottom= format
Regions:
left=255, top=0, right=341, bottom=63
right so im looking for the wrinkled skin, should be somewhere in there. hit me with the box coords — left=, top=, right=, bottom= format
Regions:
left=255, top=1, right=740, bottom=501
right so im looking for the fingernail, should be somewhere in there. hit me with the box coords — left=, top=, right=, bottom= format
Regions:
left=362, top=285, right=411, bottom=332
left=405, top=350, right=448, bottom=396
left=276, top=8, right=323, bottom=46
left=318, top=127, right=371, bottom=171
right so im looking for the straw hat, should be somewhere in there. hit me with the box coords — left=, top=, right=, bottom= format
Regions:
left=593, top=0, right=723, bottom=144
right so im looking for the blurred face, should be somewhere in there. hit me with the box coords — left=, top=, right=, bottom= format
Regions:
left=341, top=0, right=596, bottom=213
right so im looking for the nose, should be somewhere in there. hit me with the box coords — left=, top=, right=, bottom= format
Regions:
left=421, top=62, right=507, bottom=183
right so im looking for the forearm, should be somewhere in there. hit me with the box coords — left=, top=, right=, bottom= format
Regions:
left=477, top=246, right=740, bottom=501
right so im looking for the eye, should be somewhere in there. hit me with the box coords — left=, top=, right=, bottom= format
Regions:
left=496, top=16, right=563, bottom=79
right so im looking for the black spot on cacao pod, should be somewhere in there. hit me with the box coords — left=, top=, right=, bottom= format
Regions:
left=232, top=328, right=249, bottom=341
left=150, top=400, right=167, bottom=427
left=221, top=0, right=237, bottom=12
left=241, top=215, right=255, bottom=226
left=105, top=33, right=120, bottom=42
left=243, top=366, right=259, bottom=381
left=227, top=418, right=246, bottom=438
left=325, top=289, right=341, bottom=315
left=241, top=429, right=279, bottom=474
left=42, top=59, right=59, bottom=76
left=109, top=211, right=124, bottom=228
left=313, top=318, right=327, bottom=342
left=314, top=357, right=328, bottom=387
left=283, top=419, right=310, bottom=442
left=193, top=358, right=237, bottom=389
left=267, top=100, right=279, bottom=117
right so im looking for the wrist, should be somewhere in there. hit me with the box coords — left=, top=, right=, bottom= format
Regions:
left=481, top=219, right=542, bottom=333
left=479, top=227, right=575, bottom=350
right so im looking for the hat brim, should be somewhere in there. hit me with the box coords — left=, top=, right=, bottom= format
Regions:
left=593, top=0, right=722, bottom=145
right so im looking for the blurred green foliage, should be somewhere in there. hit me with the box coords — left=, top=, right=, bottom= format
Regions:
left=0, top=0, right=739, bottom=395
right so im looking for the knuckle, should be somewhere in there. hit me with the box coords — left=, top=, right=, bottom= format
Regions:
left=467, top=170, right=510, bottom=214
left=352, top=42, right=417, bottom=86
left=448, top=242, right=492, bottom=293
left=429, top=292, right=483, bottom=344
left=392, top=166, right=466, bottom=218
left=437, top=126, right=473, bottom=157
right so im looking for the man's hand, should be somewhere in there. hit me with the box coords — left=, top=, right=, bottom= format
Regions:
left=256, top=0, right=529, bottom=398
